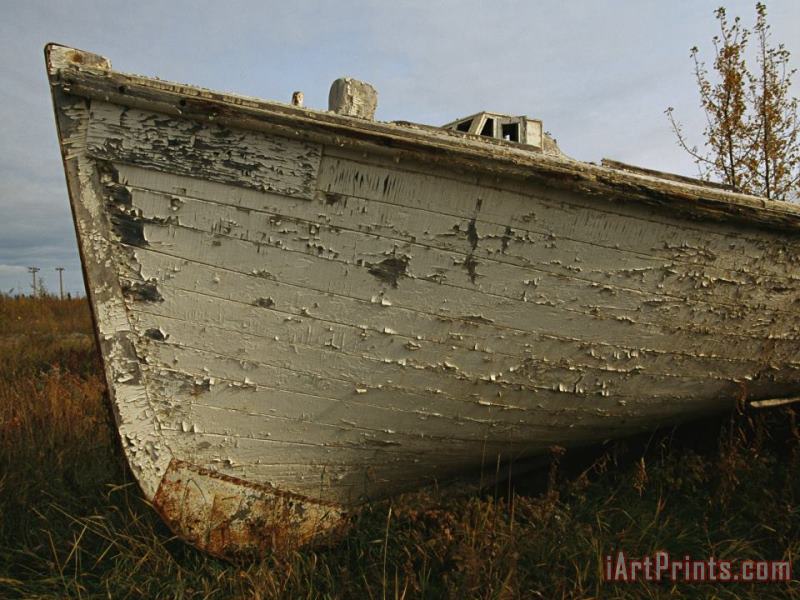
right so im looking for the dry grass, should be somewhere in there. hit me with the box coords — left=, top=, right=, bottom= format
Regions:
left=1, top=295, right=799, bottom=598
left=0, top=294, right=92, bottom=336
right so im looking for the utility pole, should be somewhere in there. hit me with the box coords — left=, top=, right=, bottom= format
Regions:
left=55, top=267, right=65, bottom=300
left=27, top=267, right=40, bottom=297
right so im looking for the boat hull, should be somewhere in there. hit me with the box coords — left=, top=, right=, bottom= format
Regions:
left=47, top=45, right=800, bottom=556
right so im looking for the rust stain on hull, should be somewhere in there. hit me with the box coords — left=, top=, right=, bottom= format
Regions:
left=153, top=460, right=347, bottom=557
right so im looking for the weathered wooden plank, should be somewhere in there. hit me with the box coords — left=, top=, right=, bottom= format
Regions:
left=126, top=219, right=800, bottom=364
left=126, top=286, right=762, bottom=406
left=145, top=374, right=704, bottom=457
left=116, top=162, right=800, bottom=318
left=129, top=246, right=795, bottom=381
left=129, top=279, right=792, bottom=396
left=136, top=337, right=719, bottom=438
left=145, top=372, right=608, bottom=447
left=54, top=49, right=800, bottom=233
left=87, top=102, right=322, bottom=199
left=125, top=184, right=800, bottom=340
left=151, top=429, right=526, bottom=501
left=318, top=153, right=800, bottom=282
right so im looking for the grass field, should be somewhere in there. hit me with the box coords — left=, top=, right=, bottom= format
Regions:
left=1, top=295, right=798, bottom=599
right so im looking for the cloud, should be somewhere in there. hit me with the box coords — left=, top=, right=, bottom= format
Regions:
left=0, top=265, right=28, bottom=275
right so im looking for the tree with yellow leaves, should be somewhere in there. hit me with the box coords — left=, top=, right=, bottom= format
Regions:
left=667, top=4, right=799, bottom=201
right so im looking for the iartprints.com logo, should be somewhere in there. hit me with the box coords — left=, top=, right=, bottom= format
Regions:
left=604, top=551, right=792, bottom=583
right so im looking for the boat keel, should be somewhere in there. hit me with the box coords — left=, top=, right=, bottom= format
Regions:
left=151, top=460, right=348, bottom=558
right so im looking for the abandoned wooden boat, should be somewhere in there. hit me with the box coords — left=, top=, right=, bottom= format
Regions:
left=46, top=43, right=800, bottom=557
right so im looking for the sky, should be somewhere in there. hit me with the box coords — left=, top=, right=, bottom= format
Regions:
left=1, top=0, right=799, bottom=297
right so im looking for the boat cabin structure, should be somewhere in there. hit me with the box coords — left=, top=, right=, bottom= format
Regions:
left=443, top=112, right=543, bottom=146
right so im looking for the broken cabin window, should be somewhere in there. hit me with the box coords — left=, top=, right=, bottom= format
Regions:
left=502, top=122, right=519, bottom=142
left=456, top=119, right=472, bottom=132
left=443, top=113, right=536, bottom=146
